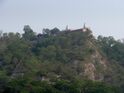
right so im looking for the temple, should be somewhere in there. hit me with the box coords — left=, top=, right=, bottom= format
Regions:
left=65, top=23, right=90, bottom=32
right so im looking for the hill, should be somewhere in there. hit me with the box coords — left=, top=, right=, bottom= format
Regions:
left=0, top=25, right=124, bottom=93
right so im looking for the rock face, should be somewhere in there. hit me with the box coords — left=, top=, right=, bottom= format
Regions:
left=82, top=40, right=108, bottom=81
left=91, top=50, right=107, bottom=69
left=84, top=63, right=96, bottom=80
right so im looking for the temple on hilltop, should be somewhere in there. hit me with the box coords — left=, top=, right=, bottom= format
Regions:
left=37, top=23, right=92, bottom=39
left=65, top=23, right=91, bottom=32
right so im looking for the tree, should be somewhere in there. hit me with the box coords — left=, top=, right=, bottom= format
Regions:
left=50, top=27, right=60, bottom=35
left=97, top=36, right=124, bottom=65
left=22, top=25, right=36, bottom=40
left=42, top=28, right=51, bottom=35
left=42, top=28, right=60, bottom=36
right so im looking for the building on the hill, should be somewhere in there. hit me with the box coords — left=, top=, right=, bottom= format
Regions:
left=65, top=23, right=91, bottom=32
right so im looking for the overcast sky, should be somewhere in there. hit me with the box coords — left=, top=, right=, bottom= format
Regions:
left=0, top=0, right=124, bottom=39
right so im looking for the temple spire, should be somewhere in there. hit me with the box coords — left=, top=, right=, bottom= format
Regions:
left=83, top=23, right=86, bottom=29
left=66, top=25, right=68, bottom=30
left=82, top=23, right=87, bottom=32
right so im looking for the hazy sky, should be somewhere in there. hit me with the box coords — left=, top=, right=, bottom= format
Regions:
left=0, top=0, right=124, bottom=39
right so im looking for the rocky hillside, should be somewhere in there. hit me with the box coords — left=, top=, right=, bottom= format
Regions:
left=0, top=25, right=124, bottom=93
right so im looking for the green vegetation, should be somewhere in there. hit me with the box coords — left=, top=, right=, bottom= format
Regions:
left=2, top=79, right=119, bottom=93
left=97, top=36, right=124, bottom=65
left=0, top=25, right=123, bottom=92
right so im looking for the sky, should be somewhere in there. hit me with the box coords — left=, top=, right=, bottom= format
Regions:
left=0, top=0, right=124, bottom=39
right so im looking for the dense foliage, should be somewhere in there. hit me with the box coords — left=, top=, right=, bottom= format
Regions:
left=97, top=36, right=124, bottom=66
left=0, top=25, right=123, bottom=93
left=2, top=79, right=119, bottom=93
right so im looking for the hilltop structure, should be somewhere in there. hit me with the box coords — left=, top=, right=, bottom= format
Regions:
left=65, top=23, right=91, bottom=32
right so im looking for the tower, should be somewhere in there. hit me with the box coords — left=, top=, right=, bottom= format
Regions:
left=66, top=25, right=68, bottom=31
left=83, top=23, right=86, bottom=29
left=82, top=23, right=87, bottom=32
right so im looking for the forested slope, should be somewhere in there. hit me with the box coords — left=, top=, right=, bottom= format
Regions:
left=0, top=25, right=124, bottom=93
